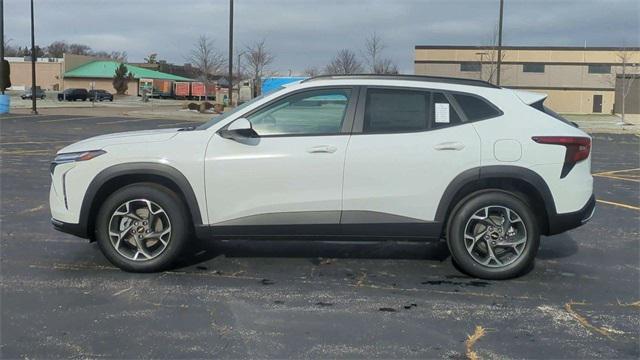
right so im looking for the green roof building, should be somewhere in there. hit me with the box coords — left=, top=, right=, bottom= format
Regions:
left=62, top=60, right=194, bottom=96
left=64, top=61, right=193, bottom=81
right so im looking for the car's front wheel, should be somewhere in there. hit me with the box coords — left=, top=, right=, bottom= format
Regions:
left=95, top=183, right=190, bottom=272
left=447, top=191, right=539, bottom=280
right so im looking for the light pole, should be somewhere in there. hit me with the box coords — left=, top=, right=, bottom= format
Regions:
left=236, top=50, right=245, bottom=105
left=227, top=0, right=233, bottom=107
left=30, top=0, right=37, bottom=114
left=496, top=0, right=504, bottom=86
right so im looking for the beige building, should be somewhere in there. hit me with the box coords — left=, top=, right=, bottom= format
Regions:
left=415, top=46, right=640, bottom=114
left=6, top=57, right=64, bottom=91
left=7, top=54, right=192, bottom=95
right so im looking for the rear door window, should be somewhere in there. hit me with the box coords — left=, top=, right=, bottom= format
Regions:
left=452, top=93, right=501, bottom=121
left=431, top=92, right=462, bottom=128
left=363, top=88, right=430, bottom=133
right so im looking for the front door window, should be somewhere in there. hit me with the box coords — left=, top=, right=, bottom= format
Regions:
left=247, top=89, right=352, bottom=136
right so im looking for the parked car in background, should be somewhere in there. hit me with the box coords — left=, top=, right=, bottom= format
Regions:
left=58, top=88, right=88, bottom=101
left=88, top=89, right=114, bottom=102
left=21, top=86, right=46, bottom=100
left=50, top=74, right=594, bottom=279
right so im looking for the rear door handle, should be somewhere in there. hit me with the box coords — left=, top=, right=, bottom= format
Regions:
left=307, top=145, right=338, bottom=154
left=434, top=142, right=465, bottom=151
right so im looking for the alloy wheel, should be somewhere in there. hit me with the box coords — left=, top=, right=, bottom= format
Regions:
left=463, top=205, right=527, bottom=268
left=108, top=199, right=172, bottom=261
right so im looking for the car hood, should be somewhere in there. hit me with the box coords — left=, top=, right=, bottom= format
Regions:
left=57, top=128, right=181, bottom=154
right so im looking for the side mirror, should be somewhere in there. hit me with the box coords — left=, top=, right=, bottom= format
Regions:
left=218, top=118, right=259, bottom=141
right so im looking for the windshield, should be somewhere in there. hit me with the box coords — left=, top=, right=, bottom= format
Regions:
left=197, top=86, right=285, bottom=130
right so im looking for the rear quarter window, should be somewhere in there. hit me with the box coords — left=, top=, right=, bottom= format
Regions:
left=452, top=93, right=501, bottom=121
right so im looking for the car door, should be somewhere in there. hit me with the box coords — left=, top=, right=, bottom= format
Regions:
left=204, top=87, right=358, bottom=234
left=341, top=87, right=481, bottom=236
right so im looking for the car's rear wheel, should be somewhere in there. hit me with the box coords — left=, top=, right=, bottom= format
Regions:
left=447, top=191, right=539, bottom=280
left=95, top=183, right=190, bottom=272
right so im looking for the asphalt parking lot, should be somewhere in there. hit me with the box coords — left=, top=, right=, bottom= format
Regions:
left=1, top=114, right=638, bottom=359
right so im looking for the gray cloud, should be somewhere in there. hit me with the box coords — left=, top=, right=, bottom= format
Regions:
left=4, top=0, right=639, bottom=74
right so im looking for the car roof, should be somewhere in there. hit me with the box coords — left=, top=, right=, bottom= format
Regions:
left=302, top=74, right=499, bottom=89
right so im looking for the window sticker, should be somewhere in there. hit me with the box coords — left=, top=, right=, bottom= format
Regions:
left=435, top=103, right=450, bottom=123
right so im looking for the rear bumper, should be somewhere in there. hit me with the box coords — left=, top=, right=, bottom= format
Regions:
left=51, top=218, right=89, bottom=239
left=547, top=194, right=595, bottom=235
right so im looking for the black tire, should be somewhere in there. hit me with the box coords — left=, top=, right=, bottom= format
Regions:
left=95, top=183, right=191, bottom=272
left=446, top=190, right=539, bottom=280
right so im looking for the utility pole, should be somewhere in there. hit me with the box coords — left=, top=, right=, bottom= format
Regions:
left=30, top=0, right=38, bottom=114
left=496, top=0, right=504, bottom=86
left=227, top=0, right=233, bottom=107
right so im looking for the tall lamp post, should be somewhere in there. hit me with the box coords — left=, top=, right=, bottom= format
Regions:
left=30, top=0, right=38, bottom=114
left=496, top=0, right=504, bottom=86
left=236, top=50, right=245, bottom=105
left=227, top=0, right=233, bottom=107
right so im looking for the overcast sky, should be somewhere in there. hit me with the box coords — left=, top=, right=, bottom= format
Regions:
left=4, top=0, right=640, bottom=74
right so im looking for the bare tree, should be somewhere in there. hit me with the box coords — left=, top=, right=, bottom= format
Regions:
left=110, top=51, right=128, bottom=62
left=2, top=36, right=20, bottom=57
left=188, top=35, right=226, bottom=88
left=46, top=41, right=68, bottom=58
left=362, top=32, right=399, bottom=74
left=363, top=31, right=384, bottom=73
left=244, top=39, right=275, bottom=96
left=303, top=67, right=320, bottom=77
left=615, top=48, right=638, bottom=124
left=480, top=25, right=507, bottom=84
left=325, top=49, right=363, bottom=75
left=373, top=58, right=399, bottom=75
left=68, top=43, right=92, bottom=55
left=145, top=53, right=158, bottom=64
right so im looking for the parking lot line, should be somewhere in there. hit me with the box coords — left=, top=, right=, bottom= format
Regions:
left=593, top=167, right=640, bottom=176
left=596, top=199, right=640, bottom=211
left=38, top=116, right=100, bottom=123
left=0, top=140, right=70, bottom=146
left=593, top=168, right=640, bottom=182
left=0, top=114, right=44, bottom=120
left=96, top=118, right=159, bottom=125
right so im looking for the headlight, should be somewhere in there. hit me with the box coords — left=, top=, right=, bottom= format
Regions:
left=51, top=150, right=106, bottom=174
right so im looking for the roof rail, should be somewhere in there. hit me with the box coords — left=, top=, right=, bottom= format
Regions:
left=301, top=74, right=500, bottom=88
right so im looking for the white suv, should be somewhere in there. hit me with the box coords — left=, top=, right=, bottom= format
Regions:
left=50, top=75, right=595, bottom=279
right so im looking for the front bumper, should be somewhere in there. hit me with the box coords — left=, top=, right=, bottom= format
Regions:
left=51, top=218, right=89, bottom=239
left=547, top=194, right=596, bottom=235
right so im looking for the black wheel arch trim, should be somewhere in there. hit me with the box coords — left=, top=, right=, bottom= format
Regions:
left=76, top=162, right=204, bottom=239
left=435, top=165, right=559, bottom=235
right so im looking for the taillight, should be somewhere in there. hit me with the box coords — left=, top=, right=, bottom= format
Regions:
left=532, top=136, right=591, bottom=178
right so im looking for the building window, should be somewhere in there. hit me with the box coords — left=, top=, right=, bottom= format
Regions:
left=460, top=62, right=481, bottom=72
left=588, top=64, right=611, bottom=74
left=523, top=63, right=545, bottom=73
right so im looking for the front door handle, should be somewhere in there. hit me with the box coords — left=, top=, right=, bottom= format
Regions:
left=307, top=145, right=338, bottom=154
left=434, top=142, right=465, bottom=151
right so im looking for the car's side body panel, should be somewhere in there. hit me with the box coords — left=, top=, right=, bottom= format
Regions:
left=50, top=76, right=594, bottom=243
left=342, top=124, right=481, bottom=222
left=204, top=134, right=351, bottom=225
